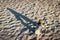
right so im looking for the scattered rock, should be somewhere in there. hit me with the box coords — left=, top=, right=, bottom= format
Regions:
left=0, top=0, right=60, bottom=40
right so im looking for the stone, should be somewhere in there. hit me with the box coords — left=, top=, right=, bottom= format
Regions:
left=22, top=29, right=29, bottom=34
left=0, top=21, right=2, bottom=24
left=38, top=19, right=44, bottom=25
left=35, top=29, right=41, bottom=36
left=46, top=20, right=52, bottom=24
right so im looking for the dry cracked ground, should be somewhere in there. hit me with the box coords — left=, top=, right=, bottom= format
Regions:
left=0, top=0, right=60, bottom=40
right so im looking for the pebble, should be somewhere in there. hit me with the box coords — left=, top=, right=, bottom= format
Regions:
left=22, top=29, right=29, bottom=34
left=0, top=28, right=2, bottom=31
left=0, top=21, right=2, bottom=24
left=35, top=29, right=41, bottom=36
left=38, top=19, right=44, bottom=25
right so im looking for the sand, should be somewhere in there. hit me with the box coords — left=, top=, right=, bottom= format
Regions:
left=0, top=0, right=60, bottom=40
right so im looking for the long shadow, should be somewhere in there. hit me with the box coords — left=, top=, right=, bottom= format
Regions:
left=7, top=8, right=40, bottom=35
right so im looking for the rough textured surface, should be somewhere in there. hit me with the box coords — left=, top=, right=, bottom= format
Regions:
left=0, top=0, right=60, bottom=40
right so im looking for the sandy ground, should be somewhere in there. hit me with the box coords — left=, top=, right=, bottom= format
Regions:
left=0, top=0, right=60, bottom=40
